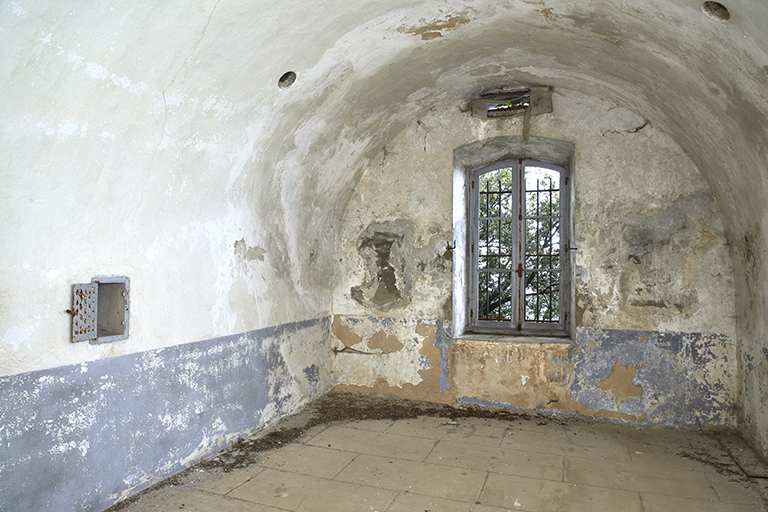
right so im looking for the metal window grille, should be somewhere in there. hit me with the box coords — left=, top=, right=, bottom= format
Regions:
left=471, top=160, right=567, bottom=334
left=523, top=168, right=560, bottom=323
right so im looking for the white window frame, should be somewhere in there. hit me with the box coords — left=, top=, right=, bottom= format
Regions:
left=453, top=136, right=574, bottom=341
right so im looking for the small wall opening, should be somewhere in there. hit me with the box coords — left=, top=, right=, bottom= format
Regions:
left=70, top=276, right=130, bottom=343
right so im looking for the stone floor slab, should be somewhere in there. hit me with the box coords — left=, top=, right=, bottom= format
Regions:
left=565, top=456, right=720, bottom=499
left=335, top=453, right=488, bottom=503
left=479, top=472, right=644, bottom=512
left=125, top=489, right=284, bottom=512
left=427, top=439, right=564, bottom=481
left=640, top=492, right=765, bottom=512
left=306, top=425, right=435, bottom=461
left=257, top=443, right=358, bottom=478
left=387, top=491, right=512, bottom=512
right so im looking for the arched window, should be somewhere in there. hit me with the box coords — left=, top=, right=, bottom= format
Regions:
left=453, top=137, right=573, bottom=339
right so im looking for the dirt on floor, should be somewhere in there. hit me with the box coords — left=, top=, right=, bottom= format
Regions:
left=105, top=390, right=768, bottom=511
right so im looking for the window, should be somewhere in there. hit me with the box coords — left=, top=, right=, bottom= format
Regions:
left=471, top=160, right=568, bottom=334
left=453, top=136, right=573, bottom=339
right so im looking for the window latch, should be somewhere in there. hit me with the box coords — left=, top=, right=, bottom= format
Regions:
left=515, top=263, right=524, bottom=278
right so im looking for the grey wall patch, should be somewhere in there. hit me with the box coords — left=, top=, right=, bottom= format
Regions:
left=435, top=320, right=453, bottom=392
left=351, top=221, right=412, bottom=310
left=571, top=327, right=736, bottom=427
left=0, top=317, right=331, bottom=512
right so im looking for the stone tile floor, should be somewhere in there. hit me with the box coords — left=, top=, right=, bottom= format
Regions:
left=113, top=398, right=768, bottom=512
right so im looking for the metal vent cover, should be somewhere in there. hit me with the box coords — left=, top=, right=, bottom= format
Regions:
left=72, top=283, right=97, bottom=342
left=70, top=276, right=129, bottom=343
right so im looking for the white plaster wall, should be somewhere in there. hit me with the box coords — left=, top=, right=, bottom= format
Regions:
left=2, top=0, right=768, bottom=459
left=334, top=91, right=736, bottom=338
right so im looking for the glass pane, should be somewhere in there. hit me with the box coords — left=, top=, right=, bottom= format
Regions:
left=478, top=220, right=490, bottom=255
left=525, top=167, right=560, bottom=218
left=524, top=271, right=560, bottom=322
left=501, top=192, right=513, bottom=217
left=478, top=271, right=512, bottom=321
left=500, top=218, right=513, bottom=260
left=480, top=168, right=515, bottom=216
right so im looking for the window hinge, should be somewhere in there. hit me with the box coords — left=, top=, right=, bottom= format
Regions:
left=565, top=176, right=569, bottom=186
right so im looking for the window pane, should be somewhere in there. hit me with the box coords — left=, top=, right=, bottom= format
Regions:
left=478, top=270, right=512, bottom=321
left=525, top=271, right=560, bottom=322
left=525, top=167, right=560, bottom=218
left=501, top=192, right=513, bottom=217
left=522, top=165, right=562, bottom=324
left=478, top=167, right=516, bottom=322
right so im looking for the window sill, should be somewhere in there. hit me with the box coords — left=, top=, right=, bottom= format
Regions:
left=452, top=333, right=574, bottom=346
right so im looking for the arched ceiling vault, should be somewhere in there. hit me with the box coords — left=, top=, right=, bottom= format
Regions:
left=3, top=0, right=768, bottom=369
left=246, top=0, right=768, bottom=256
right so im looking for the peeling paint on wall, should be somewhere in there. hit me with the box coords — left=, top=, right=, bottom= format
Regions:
left=332, top=316, right=453, bottom=403
left=330, top=316, right=735, bottom=428
left=570, top=328, right=736, bottom=427
left=597, top=360, right=644, bottom=402
left=398, top=11, right=473, bottom=40
left=0, top=318, right=332, bottom=512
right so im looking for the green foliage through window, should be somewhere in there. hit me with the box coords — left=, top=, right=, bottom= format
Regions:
left=477, top=165, right=561, bottom=325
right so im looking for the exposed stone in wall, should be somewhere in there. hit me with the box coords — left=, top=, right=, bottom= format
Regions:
left=450, top=339, right=574, bottom=412
left=350, top=221, right=411, bottom=310
left=597, top=361, right=643, bottom=402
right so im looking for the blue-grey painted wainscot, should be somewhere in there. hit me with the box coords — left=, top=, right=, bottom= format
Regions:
left=0, top=317, right=332, bottom=512
left=459, top=327, right=736, bottom=428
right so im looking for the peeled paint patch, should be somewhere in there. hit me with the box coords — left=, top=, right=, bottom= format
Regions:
left=597, top=360, right=643, bottom=402
left=398, top=12, right=472, bottom=40
left=332, top=317, right=452, bottom=403
left=367, top=330, right=404, bottom=353
left=332, top=315, right=363, bottom=347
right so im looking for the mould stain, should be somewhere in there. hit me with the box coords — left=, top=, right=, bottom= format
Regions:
left=399, top=12, right=471, bottom=40
left=597, top=360, right=643, bottom=402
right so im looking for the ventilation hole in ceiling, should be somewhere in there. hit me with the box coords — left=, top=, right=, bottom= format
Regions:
left=278, top=71, right=297, bottom=89
left=702, top=1, right=730, bottom=21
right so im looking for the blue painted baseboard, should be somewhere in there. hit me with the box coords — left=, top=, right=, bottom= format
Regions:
left=0, top=317, right=331, bottom=512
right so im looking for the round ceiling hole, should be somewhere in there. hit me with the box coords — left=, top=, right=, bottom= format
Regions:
left=278, top=71, right=296, bottom=89
left=702, top=2, right=730, bottom=21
